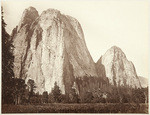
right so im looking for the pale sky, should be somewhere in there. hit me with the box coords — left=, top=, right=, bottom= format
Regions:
left=1, top=0, right=149, bottom=78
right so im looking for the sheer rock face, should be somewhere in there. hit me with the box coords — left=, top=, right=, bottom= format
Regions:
left=17, top=7, right=39, bottom=32
left=12, top=7, right=97, bottom=94
left=96, top=46, right=141, bottom=88
left=139, top=76, right=148, bottom=88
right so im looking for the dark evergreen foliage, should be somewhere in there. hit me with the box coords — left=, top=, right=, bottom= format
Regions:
left=51, top=82, right=62, bottom=102
left=69, top=88, right=80, bottom=103
left=27, top=79, right=36, bottom=102
left=2, top=7, right=15, bottom=104
left=82, top=91, right=94, bottom=103
left=12, top=78, right=26, bottom=104
left=42, top=91, right=48, bottom=103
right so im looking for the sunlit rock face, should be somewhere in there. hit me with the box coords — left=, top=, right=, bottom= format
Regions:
left=12, top=7, right=98, bottom=94
left=139, top=76, right=148, bottom=88
left=96, top=46, right=141, bottom=88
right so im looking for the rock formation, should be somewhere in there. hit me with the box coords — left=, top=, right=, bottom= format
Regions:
left=12, top=7, right=143, bottom=94
left=139, top=76, right=148, bottom=88
left=12, top=7, right=98, bottom=94
left=96, top=46, right=141, bottom=88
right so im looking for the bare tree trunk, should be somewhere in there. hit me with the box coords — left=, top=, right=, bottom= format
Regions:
left=17, top=95, right=18, bottom=105
left=15, top=95, right=18, bottom=105
left=18, top=96, right=20, bottom=104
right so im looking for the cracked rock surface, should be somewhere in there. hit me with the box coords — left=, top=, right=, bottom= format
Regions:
left=12, top=7, right=97, bottom=94
left=96, top=46, right=141, bottom=88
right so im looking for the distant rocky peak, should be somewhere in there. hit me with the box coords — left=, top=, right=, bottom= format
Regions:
left=104, top=46, right=126, bottom=61
left=40, top=8, right=60, bottom=20
left=38, top=8, right=62, bottom=30
left=96, top=45, right=141, bottom=88
left=41, top=8, right=60, bottom=15
left=22, top=6, right=39, bottom=19
left=17, top=6, right=39, bottom=32
left=110, top=46, right=124, bottom=54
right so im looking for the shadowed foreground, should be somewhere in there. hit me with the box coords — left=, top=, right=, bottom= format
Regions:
left=2, top=103, right=148, bottom=113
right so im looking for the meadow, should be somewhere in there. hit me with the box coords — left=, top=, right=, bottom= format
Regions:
left=2, top=103, right=148, bottom=113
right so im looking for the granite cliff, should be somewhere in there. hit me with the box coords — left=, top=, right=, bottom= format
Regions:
left=96, top=46, right=141, bottom=88
left=12, top=7, right=98, bottom=94
left=12, top=7, right=143, bottom=94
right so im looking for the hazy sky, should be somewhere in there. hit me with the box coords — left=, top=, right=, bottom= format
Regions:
left=2, top=0, right=149, bottom=78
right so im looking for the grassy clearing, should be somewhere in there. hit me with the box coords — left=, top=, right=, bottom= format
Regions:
left=2, top=103, right=148, bottom=113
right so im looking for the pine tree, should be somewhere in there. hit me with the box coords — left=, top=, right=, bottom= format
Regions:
left=27, top=79, right=36, bottom=102
left=12, top=78, right=26, bottom=104
left=52, top=82, right=62, bottom=103
left=42, top=91, right=48, bottom=103
left=69, top=88, right=79, bottom=103
left=2, top=7, right=15, bottom=104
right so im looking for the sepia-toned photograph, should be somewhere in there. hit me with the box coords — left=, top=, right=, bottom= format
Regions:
left=1, top=0, right=149, bottom=113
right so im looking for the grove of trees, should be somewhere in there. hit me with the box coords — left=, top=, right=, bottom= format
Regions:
left=2, top=7, right=15, bottom=104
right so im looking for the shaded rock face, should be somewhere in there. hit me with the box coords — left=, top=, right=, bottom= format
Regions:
left=139, top=76, right=148, bottom=88
left=12, top=7, right=98, bottom=94
left=96, top=57, right=107, bottom=79
left=96, top=46, right=141, bottom=88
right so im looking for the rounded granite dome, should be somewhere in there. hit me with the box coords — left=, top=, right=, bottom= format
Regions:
left=96, top=45, right=141, bottom=88
left=104, top=46, right=126, bottom=60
